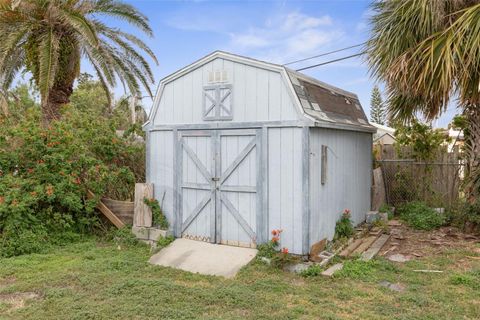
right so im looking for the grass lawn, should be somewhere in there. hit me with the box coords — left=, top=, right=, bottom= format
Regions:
left=1, top=238, right=479, bottom=320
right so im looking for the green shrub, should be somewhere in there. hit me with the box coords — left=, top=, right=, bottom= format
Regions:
left=398, top=201, right=445, bottom=230
left=300, top=264, right=323, bottom=277
left=450, top=271, right=480, bottom=289
left=379, top=203, right=394, bottom=219
left=256, top=229, right=292, bottom=268
left=157, top=235, right=175, bottom=249
left=335, top=209, right=354, bottom=240
left=143, top=198, right=169, bottom=229
left=0, top=89, right=144, bottom=257
left=335, top=260, right=378, bottom=280
left=107, top=227, right=139, bottom=247
left=447, top=201, right=480, bottom=233
left=0, top=227, right=48, bottom=257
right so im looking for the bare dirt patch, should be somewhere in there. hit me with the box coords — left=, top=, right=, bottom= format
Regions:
left=0, top=276, right=16, bottom=290
left=380, top=221, right=479, bottom=259
left=0, top=292, right=40, bottom=312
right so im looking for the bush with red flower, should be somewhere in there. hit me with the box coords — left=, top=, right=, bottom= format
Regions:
left=0, top=95, right=144, bottom=257
left=334, top=209, right=354, bottom=240
left=256, top=229, right=293, bottom=268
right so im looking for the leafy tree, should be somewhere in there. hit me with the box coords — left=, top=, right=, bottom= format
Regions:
left=366, top=0, right=480, bottom=200
left=70, top=73, right=109, bottom=115
left=370, top=85, right=386, bottom=125
left=0, top=0, right=158, bottom=124
left=395, top=119, right=448, bottom=161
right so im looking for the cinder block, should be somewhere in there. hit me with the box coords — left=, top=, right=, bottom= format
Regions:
left=132, top=226, right=149, bottom=240
left=366, top=211, right=380, bottom=224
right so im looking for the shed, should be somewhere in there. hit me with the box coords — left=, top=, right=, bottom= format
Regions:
left=144, top=51, right=375, bottom=255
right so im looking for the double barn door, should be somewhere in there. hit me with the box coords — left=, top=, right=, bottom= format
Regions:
left=176, top=129, right=261, bottom=248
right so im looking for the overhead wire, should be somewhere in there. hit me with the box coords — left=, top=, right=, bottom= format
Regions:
left=283, top=42, right=365, bottom=66
left=295, top=52, right=365, bottom=71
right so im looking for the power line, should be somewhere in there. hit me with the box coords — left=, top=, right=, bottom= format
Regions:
left=283, top=42, right=365, bottom=66
left=295, top=52, right=364, bottom=72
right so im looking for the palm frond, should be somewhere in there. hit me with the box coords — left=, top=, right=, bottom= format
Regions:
left=59, top=7, right=99, bottom=47
left=38, top=27, right=60, bottom=102
left=90, top=0, right=153, bottom=36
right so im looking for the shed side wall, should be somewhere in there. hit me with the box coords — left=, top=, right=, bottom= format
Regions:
left=152, top=58, right=300, bottom=125
left=267, top=127, right=304, bottom=254
left=309, top=128, right=372, bottom=245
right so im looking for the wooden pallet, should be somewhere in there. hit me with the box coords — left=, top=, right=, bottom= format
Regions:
left=361, top=234, right=390, bottom=261
left=87, top=190, right=125, bottom=229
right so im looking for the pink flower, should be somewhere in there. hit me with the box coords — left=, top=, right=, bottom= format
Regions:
left=281, top=247, right=289, bottom=254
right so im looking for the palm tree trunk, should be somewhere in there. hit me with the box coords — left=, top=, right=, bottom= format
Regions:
left=464, top=105, right=480, bottom=203
left=41, top=82, right=73, bottom=124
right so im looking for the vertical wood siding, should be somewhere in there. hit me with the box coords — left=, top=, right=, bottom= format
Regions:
left=267, top=127, right=304, bottom=254
left=148, top=131, right=175, bottom=225
left=152, top=58, right=299, bottom=125
left=309, top=128, right=372, bottom=245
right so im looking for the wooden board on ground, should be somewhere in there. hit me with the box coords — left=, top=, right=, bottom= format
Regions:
left=134, top=183, right=153, bottom=227
left=321, top=263, right=344, bottom=277
left=352, top=236, right=379, bottom=255
left=361, top=234, right=390, bottom=261
left=339, top=238, right=364, bottom=257
left=87, top=190, right=125, bottom=229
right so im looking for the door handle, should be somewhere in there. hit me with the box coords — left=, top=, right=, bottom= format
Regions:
left=212, top=177, right=220, bottom=182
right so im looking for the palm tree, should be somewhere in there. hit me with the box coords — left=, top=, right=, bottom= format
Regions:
left=366, top=0, right=480, bottom=199
left=0, top=0, right=158, bottom=123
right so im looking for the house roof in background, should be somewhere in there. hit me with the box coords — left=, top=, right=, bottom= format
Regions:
left=371, top=122, right=395, bottom=135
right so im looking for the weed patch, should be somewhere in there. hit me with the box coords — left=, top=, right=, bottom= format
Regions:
left=398, top=202, right=445, bottom=230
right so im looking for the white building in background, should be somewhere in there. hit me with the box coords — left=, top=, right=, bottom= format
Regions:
left=371, top=122, right=396, bottom=145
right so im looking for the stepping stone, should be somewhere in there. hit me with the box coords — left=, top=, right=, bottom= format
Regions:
left=321, top=263, right=344, bottom=277
left=379, top=281, right=406, bottom=292
left=284, top=262, right=312, bottom=274
left=388, top=253, right=411, bottom=263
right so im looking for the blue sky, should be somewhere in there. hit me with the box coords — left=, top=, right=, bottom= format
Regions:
left=99, top=0, right=458, bottom=127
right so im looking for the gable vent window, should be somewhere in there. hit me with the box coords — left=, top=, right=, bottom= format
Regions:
left=208, top=70, right=228, bottom=83
left=203, top=84, right=233, bottom=121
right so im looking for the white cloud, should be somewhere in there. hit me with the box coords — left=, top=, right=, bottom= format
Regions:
left=281, top=12, right=332, bottom=32
left=230, top=33, right=271, bottom=48
left=226, top=11, right=343, bottom=64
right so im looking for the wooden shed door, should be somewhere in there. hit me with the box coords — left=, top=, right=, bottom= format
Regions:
left=178, top=129, right=260, bottom=247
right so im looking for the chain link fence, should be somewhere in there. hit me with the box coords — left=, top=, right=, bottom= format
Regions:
left=374, top=145, right=464, bottom=208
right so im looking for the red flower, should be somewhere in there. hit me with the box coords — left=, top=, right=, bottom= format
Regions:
left=46, top=185, right=54, bottom=196
left=271, top=236, right=279, bottom=243
left=271, top=229, right=278, bottom=236
left=281, top=247, right=289, bottom=254
left=0, top=196, right=4, bottom=204
left=27, top=168, right=34, bottom=174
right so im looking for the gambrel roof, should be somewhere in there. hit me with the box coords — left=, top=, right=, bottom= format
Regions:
left=147, top=51, right=375, bottom=133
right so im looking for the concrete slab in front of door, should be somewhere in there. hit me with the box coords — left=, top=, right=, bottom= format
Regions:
left=148, top=238, right=258, bottom=278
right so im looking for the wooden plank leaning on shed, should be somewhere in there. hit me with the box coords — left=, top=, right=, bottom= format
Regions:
left=87, top=190, right=125, bottom=229
left=134, top=183, right=153, bottom=227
